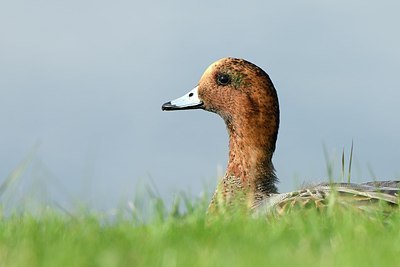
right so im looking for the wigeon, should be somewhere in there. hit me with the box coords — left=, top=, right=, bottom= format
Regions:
left=162, top=57, right=399, bottom=215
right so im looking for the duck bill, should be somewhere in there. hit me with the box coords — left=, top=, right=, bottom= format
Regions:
left=162, top=86, right=204, bottom=111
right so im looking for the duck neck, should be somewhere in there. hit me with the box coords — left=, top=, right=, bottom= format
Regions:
left=207, top=119, right=279, bottom=214
left=225, top=121, right=278, bottom=198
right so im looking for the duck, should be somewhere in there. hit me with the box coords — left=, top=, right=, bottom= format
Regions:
left=162, top=57, right=399, bottom=215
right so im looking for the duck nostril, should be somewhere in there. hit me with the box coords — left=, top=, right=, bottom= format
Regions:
left=189, top=93, right=194, bottom=97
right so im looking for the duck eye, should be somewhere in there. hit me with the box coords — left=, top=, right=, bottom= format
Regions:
left=217, top=73, right=231, bottom=86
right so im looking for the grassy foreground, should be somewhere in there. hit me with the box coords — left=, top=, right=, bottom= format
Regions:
left=0, top=198, right=399, bottom=267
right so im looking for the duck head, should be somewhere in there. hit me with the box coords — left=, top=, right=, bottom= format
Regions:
left=162, top=58, right=280, bottom=206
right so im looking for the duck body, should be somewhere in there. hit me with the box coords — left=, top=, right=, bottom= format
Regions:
left=254, top=182, right=400, bottom=216
left=162, top=57, right=399, bottom=215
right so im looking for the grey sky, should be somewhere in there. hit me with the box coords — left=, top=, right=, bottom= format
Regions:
left=1, top=0, right=399, bottom=209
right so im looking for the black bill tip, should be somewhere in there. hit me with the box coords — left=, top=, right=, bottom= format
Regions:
left=161, top=101, right=175, bottom=111
left=161, top=101, right=204, bottom=111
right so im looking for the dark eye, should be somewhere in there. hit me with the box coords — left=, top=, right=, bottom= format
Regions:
left=217, top=73, right=231, bottom=86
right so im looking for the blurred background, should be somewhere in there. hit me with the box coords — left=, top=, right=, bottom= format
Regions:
left=0, top=0, right=399, bottom=211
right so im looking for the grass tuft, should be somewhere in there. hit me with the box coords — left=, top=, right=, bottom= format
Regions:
left=0, top=194, right=399, bottom=267
left=0, top=147, right=399, bottom=267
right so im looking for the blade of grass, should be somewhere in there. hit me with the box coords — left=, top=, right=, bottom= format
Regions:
left=347, top=140, right=354, bottom=183
left=341, top=147, right=345, bottom=182
left=0, top=142, right=40, bottom=197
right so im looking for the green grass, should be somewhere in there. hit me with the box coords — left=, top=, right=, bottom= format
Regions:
left=1, top=150, right=399, bottom=266
left=0, top=197, right=399, bottom=267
